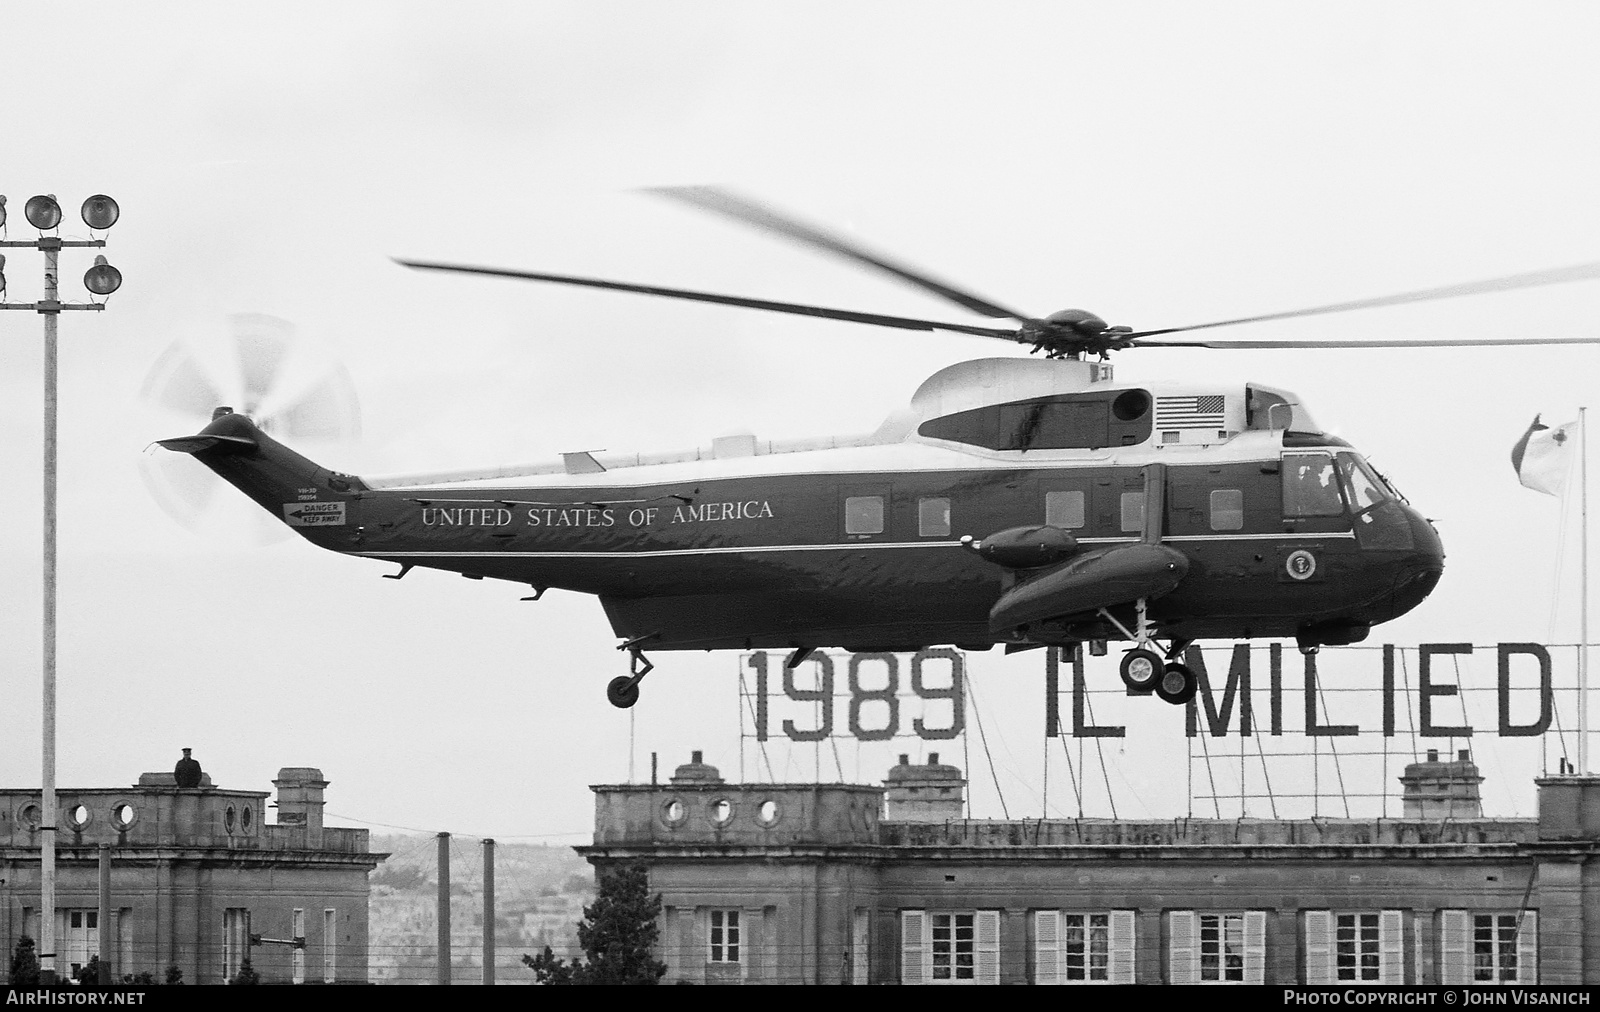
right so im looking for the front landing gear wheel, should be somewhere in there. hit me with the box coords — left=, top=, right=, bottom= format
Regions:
left=1155, top=662, right=1198, bottom=705
left=606, top=676, right=641, bottom=709
left=1119, top=648, right=1163, bottom=694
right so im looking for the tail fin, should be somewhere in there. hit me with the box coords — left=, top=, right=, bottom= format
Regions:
left=158, top=409, right=367, bottom=538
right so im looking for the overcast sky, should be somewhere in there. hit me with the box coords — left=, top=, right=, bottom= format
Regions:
left=3, top=3, right=1600, bottom=840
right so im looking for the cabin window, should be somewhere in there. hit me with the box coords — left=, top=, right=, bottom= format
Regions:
left=918, top=497, right=951, bottom=537
left=1209, top=489, right=1244, bottom=531
left=1120, top=492, right=1145, bottom=534
left=1282, top=453, right=1344, bottom=517
left=1045, top=491, right=1086, bottom=529
left=845, top=496, right=885, bottom=535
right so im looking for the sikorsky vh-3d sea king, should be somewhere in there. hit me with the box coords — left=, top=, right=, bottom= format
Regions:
left=158, top=188, right=1600, bottom=709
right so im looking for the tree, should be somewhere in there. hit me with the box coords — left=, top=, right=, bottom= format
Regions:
left=163, top=965, right=184, bottom=985
left=229, top=958, right=260, bottom=985
left=522, top=864, right=667, bottom=985
left=10, top=936, right=39, bottom=987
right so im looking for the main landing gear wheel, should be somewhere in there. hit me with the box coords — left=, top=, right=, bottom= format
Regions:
left=1155, top=662, right=1198, bottom=705
left=606, top=676, right=641, bottom=709
left=606, top=640, right=656, bottom=709
left=1119, top=648, right=1164, bottom=694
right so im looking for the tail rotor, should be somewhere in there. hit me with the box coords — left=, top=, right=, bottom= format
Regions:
left=139, top=314, right=361, bottom=544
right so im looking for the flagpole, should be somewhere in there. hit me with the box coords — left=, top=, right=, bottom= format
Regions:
left=1582, top=406, right=1589, bottom=775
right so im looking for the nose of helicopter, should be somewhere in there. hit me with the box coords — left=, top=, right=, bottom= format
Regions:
left=1387, top=507, right=1445, bottom=620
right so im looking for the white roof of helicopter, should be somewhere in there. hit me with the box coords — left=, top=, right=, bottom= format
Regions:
left=365, top=358, right=1322, bottom=491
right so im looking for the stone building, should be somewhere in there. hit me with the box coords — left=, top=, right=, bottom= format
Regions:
left=0, top=760, right=384, bottom=984
left=579, top=750, right=1599, bottom=985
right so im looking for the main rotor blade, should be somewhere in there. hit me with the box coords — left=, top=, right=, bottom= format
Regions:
left=1128, top=262, right=1600, bottom=338
left=395, top=259, right=1021, bottom=340
left=1132, top=335, right=1600, bottom=349
left=644, top=185, right=1034, bottom=322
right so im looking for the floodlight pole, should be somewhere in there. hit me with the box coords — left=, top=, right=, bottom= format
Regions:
left=1, top=234, right=107, bottom=984
left=1582, top=406, right=1590, bottom=775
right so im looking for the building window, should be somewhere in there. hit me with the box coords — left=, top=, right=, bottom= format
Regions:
left=1201, top=914, right=1245, bottom=982
left=901, top=910, right=1000, bottom=985
left=851, top=909, right=870, bottom=985
left=323, top=909, right=337, bottom=984
left=918, top=497, right=951, bottom=537
left=1064, top=914, right=1110, bottom=981
left=1305, top=911, right=1403, bottom=984
left=845, top=496, right=884, bottom=535
left=1209, top=489, right=1244, bottom=531
left=933, top=912, right=975, bottom=982
left=710, top=910, right=740, bottom=963
left=1473, top=915, right=1520, bottom=983
left=1169, top=910, right=1265, bottom=984
left=1036, top=910, right=1135, bottom=984
left=1045, top=490, right=1086, bottom=529
left=222, top=908, right=249, bottom=982
left=291, top=908, right=305, bottom=984
left=58, top=910, right=99, bottom=982
left=1438, top=910, right=1536, bottom=984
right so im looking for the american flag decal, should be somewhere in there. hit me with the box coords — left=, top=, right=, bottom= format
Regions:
left=1155, top=395, right=1227, bottom=430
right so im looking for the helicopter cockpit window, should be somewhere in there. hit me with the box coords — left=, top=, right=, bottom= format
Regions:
left=1335, top=453, right=1391, bottom=513
left=1281, top=452, right=1344, bottom=517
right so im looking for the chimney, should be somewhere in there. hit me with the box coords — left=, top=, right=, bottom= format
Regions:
left=884, top=754, right=966, bottom=823
left=669, top=751, right=724, bottom=786
left=274, top=767, right=328, bottom=847
left=1399, top=750, right=1483, bottom=820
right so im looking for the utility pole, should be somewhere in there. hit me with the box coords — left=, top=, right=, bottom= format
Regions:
left=436, top=832, right=451, bottom=985
left=483, top=839, right=495, bottom=985
left=0, top=194, right=122, bottom=984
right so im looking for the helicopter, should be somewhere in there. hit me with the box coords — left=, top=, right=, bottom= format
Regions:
left=158, top=187, right=1600, bottom=709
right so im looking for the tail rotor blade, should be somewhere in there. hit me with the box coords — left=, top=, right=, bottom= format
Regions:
left=137, top=447, right=220, bottom=529
left=232, top=314, right=297, bottom=408
left=264, top=365, right=362, bottom=441
left=140, top=344, right=223, bottom=418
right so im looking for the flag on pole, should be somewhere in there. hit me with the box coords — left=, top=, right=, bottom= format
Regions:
left=1511, top=414, right=1579, bottom=496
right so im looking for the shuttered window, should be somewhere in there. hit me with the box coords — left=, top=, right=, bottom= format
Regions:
left=1173, top=910, right=1266, bottom=984
left=1036, top=910, right=1136, bottom=984
left=1442, top=909, right=1538, bottom=984
left=904, top=909, right=999, bottom=985
left=902, top=910, right=927, bottom=984
left=1306, top=910, right=1405, bottom=984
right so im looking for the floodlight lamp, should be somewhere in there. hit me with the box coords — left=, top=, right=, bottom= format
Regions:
left=84, top=255, right=121, bottom=296
left=24, top=195, right=61, bottom=231
left=80, top=194, right=119, bottom=230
